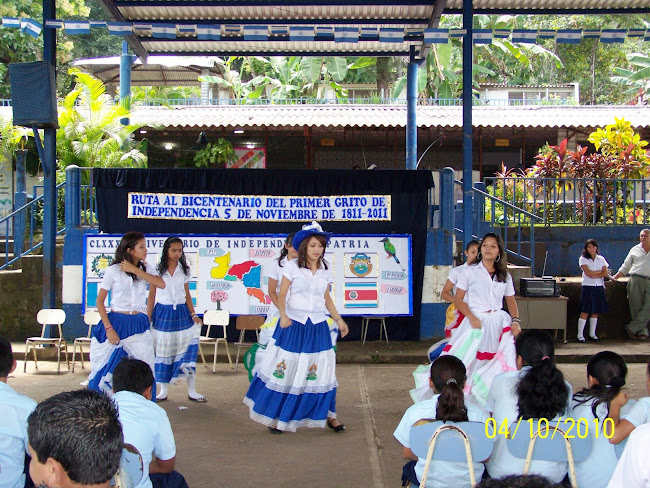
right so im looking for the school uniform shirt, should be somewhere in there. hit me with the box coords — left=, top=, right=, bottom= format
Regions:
left=623, top=396, right=650, bottom=427
left=607, top=423, right=650, bottom=488
left=447, top=264, right=470, bottom=301
left=265, top=258, right=289, bottom=317
left=580, top=255, right=609, bottom=287
left=393, top=394, right=489, bottom=488
left=156, top=267, right=190, bottom=308
left=485, top=368, right=573, bottom=483
left=572, top=397, right=635, bottom=488
left=113, top=391, right=176, bottom=488
left=456, top=262, right=515, bottom=314
left=0, top=382, right=37, bottom=488
left=100, top=263, right=157, bottom=313
left=282, top=259, right=333, bottom=324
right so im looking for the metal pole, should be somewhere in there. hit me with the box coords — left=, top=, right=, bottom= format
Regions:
left=65, top=165, right=81, bottom=229
left=462, top=0, right=474, bottom=247
left=43, top=0, right=56, bottom=310
left=440, top=167, right=455, bottom=233
left=120, top=41, right=133, bottom=126
left=14, top=149, right=27, bottom=259
left=406, top=46, right=418, bottom=170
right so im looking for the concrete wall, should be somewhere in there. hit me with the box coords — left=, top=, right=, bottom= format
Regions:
left=0, top=247, right=62, bottom=341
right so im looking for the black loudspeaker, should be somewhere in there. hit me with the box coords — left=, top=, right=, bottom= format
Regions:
left=9, top=61, right=58, bottom=129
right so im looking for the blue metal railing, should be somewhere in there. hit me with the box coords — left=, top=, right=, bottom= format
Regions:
left=484, top=176, right=650, bottom=226
left=0, top=97, right=578, bottom=108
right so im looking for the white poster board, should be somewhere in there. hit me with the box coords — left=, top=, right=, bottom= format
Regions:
left=83, top=234, right=412, bottom=316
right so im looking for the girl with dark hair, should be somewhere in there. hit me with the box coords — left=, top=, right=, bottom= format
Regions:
left=89, top=232, right=165, bottom=400
left=147, top=236, right=205, bottom=402
left=572, top=351, right=632, bottom=488
left=394, top=356, right=489, bottom=488
left=577, top=239, right=610, bottom=342
left=438, top=233, right=520, bottom=406
left=486, top=330, right=572, bottom=483
left=244, top=222, right=349, bottom=433
left=609, top=358, right=650, bottom=445
left=244, top=233, right=298, bottom=381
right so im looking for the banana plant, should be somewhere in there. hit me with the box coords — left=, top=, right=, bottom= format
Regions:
left=611, top=53, right=650, bottom=104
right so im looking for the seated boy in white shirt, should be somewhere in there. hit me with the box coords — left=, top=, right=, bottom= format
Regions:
left=0, top=335, right=37, bottom=488
left=112, top=358, right=189, bottom=488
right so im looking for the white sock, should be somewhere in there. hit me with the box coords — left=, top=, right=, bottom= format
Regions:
left=187, top=374, right=203, bottom=399
left=589, top=318, right=598, bottom=339
left=577, top=318, right=587, bottom=340
left=158, top=383, right=168, bottom=399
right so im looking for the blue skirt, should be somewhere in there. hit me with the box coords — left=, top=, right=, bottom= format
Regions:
left=243, top=318, right=338, bottom=432
left=580, top=285, right=609, bottom=314
left=151, top=303, right=199, bottom=384
left=88, top=312, right=156, bottom=401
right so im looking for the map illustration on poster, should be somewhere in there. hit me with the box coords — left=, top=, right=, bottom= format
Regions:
left=83, top=234, right=412, bottom=316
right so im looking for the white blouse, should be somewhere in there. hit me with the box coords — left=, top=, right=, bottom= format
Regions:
left=265, top=257, right=290, bottom=318
left=100, top=262, right=156, bottom=313
left=456, top=262, right=515, bottom=314
left=156, top=266, right=190, bottom=309
left=282, top=259, right=333, bottom=324
left=579, top=254, right=609, bottom=287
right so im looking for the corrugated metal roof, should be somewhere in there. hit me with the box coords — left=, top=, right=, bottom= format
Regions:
left=129, top=105, right=650, bottom=130
left=445, top=0, right=649, bottom=11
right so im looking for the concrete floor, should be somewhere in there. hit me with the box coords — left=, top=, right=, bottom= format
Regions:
left=9, top=356, right=650, bottom=488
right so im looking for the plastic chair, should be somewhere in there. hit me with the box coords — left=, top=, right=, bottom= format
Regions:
left=72, top=310, right=101, bottom=372
left=360, top=316, right=389, bottom=344
left=234, top=315, right=265, bottom=372
left=506, top=420, right=591, bottom=487
left=24, top=309, right=70, bottom=373
left=113, top=444, right=144, bottom=488
left=409, top=420, right=494, bottom=488
left=199, top=310, right=233, bottom=372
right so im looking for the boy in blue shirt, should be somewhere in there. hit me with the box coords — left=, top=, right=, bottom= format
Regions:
left=0, top=335, right=37, bottom=488
left=112, top=358, right=189, bottom=488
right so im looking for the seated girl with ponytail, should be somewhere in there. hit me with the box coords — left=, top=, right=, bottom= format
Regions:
left=394, top=355, right=489, bottom=488
left=572, top=351, right=632, bottom=488
left=485, top=329, right=572, bottom=483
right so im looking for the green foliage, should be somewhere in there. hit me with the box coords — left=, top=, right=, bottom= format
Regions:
left=611, top=52, right=650, bottom=103
left=193, top=139, right=236, bottom=168
left=587, top=117, right=649, bottom=175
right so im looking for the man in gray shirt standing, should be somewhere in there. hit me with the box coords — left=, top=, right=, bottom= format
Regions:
left=613, top=228, right=650, bottom=340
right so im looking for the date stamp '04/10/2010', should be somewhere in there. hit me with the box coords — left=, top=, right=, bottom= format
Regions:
left=486, top=417, right=614, bottom=440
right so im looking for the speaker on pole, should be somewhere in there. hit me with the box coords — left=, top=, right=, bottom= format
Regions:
left=8, top=61, right=58, bottom=129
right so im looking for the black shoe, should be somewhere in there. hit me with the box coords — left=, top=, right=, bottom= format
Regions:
left=268, top=427, right=283, bottom=434
left=577, top=337, right=586, bottom=343
left=327, top=419, right=346, bottom=432
left=589, top=336, right=600, bottom=342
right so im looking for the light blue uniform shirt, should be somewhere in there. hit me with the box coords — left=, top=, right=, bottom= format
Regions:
left=623, top=396, right=650, bottom=427
left=393, top=393, right=489, bottom=488
left=572, top=396, right=635, bottom=488
left=485, top=368, right=573, bottom=483
left=0, top=381, right=37, bottom=488
left=113, top=391, right=176, bottom=488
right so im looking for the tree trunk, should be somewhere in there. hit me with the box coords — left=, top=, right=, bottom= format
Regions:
left=376, top=57, right=390, bottom=98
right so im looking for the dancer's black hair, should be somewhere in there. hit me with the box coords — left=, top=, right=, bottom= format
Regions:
left=573, top=351, right=627, bottom=423
left=581, top=239, right=600, bottom=259
left=111, top=231, right=146, bottom=282
left=431, top=355, right=469, bottom=422
left=515, top=329, right=569, bottom=420
left=278, top=233, right=296, bottom=268
left=157, top=236, right=190, bottom=276
left=471, top=232, right=508, bottom=282
left=465, top=240, right=480, bottom=252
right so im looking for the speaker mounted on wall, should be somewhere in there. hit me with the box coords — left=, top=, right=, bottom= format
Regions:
left=9, top=61, right=58, bottom=129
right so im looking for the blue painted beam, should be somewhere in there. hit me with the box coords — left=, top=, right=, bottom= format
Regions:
left=461, top=0, right=473, bottom=250
left=43, top=0, right=57, bottom=310
left=120, top=41, right=133, bottom=126
left=446, top=7, right=650, bottom=14
left=406, top=47, right=418, bottom=170
left=14, top=150, right=27, bottom=260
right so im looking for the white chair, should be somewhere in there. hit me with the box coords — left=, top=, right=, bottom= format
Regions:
left=113, top=444, right=144, bottom=488
left=199, top=310, right=233, bottom=372
left=24, top=309, right=70, bottom=373
left=361, top=316, right=389, bottom=345
left=71, top=310, right=100, bottom=372
left=234, top=315, right=265, bottom=372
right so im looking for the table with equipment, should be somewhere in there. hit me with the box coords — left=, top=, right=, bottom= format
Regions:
left=515, top=295, right=569, bottom=343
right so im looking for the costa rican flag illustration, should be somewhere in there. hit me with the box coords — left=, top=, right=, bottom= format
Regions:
left=344, top=282, right=378, bottom=308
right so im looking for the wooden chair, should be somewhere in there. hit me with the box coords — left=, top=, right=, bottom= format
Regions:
left=112, top=444, right=144, bottom=488
left=506, top=420, right=591, bottom=487
left=410, top=420, right=495, bottom=488
left=199, top=310, right=233, bottom=372
left=71, top=310, right=101, bottom=372
left=234, top=315, right=265, bottom=372
left=24, top=309, right=70, bottom=373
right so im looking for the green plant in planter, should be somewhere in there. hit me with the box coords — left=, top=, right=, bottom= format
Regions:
left=194, top=139, right=237, bottom=168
